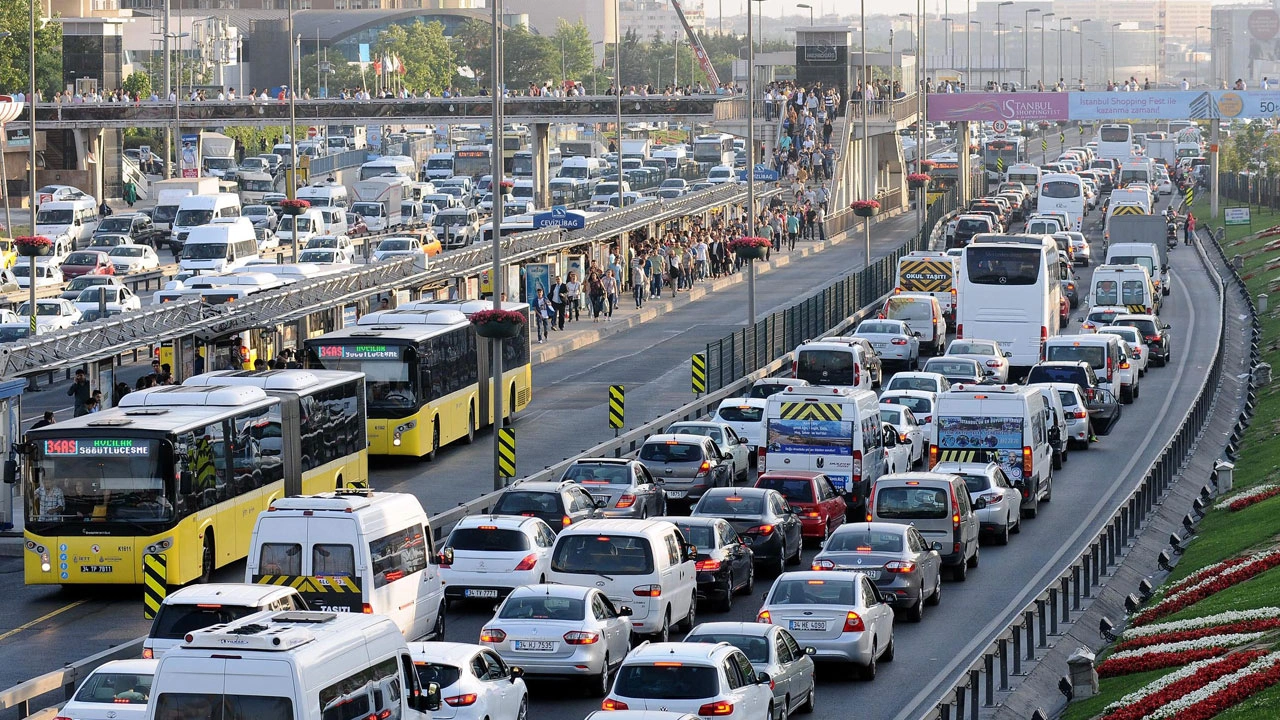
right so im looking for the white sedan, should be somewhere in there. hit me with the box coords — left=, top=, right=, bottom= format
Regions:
left=13, top=262, right=62, bottom=289
left=74, top=285, right=142, bottom=316
left=759, top=571, right=895, bottom=679
left=946, top=338, right=1011, bottom=384
left=439, top=515, right=555, bottom=605
left=409, top=642, right=528, bottom=720
left=60, top=659, right=156, bottom=720
left=852, top=318, right=921, bottom=371
left=17, top=298, right=81, bottom=331
left=879, top=389, right=938, bottom=450
left=879, top=403, right=925, bottom=468
left=107, top=244, right=160, bottom=274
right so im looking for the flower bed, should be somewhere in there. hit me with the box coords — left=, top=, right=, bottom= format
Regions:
left=1098, top=632, right=1267, bottom=677
left=1145, top=650, right=1280, bottom=719
left=1100, top=650, right=1268, bottom=720
left=1114, top=619, right=1280, bottom=652
left=1122, top=608, right=1280, bottom=641
left=1214, top=483, right=1280, bottom=512
left=1134, top=549, right=1280, bottom=626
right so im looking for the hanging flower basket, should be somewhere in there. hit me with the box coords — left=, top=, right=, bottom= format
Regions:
left=851, top=200, right=881, bottom=218
left=279, top=199, right=311, bottom=216
left=471, top=308, right=526, bottom=339
left=918, top=159, right=937, bottom=171
left=907, top=173, right=932, bottom=189
left=14, top=236, right=53, bottom=257
left=727, top=236, right=771, bottom=260
left=499, top=180, right=514, bottom=191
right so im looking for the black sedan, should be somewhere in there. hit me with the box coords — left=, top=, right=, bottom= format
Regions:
left=691, top=487, right=803, bottom=576
left=658, top=516, right=755, bottom=611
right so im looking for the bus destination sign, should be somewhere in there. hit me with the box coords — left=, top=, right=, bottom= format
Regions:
left=43, top=439, right=151, bottom=457
left=317, top=345, right=401, bottom=360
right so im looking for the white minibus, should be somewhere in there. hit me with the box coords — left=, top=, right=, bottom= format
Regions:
left=179, top=218, right=260, bottom=274
left=171, top=193, right=241, bottom=252
left=1036, top=173, right=1085, bottom=231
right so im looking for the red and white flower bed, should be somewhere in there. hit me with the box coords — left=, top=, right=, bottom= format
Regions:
left=1121, top=608, right=1280, bottom=641
left=1095, top=632, right=1266, bottom=677
left=1215, top=483, right=1280, bottom=512
left=1100, top=650, right=1268, bottom=720
left=1145, top=650, right=1280, bottom=719
left=1114, top=619, right=1280, bottom=652
left=1133, top=549, right=1280, bottom=626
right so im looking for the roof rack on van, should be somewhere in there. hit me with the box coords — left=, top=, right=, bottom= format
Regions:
left=184, top=612, right=338, bottom=651
left=269, top=493, right=375, bottom=513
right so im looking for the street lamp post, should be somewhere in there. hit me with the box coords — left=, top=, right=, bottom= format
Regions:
left=1057, top=16, right=1072, bottom=88
left=1153, top=25, right=1163, bottom=85
left=996, top=1, right=1012, bottom=89
left=747, top=0, right=764, bottom=325
left=1040, top=13, right=1054, bottom=87
left=970, top=21, right=982, bottom=89
left=0, top=32, right=11, bottom=237
left=166, top=31, right=189, bottom=181
left=861, top=0, right=870, bottom=267
left=942, top=18, right=954, bottom=72
left=1111, top=23, right=1121, bottom=84
left=27, top=0, right=36, bottom=339
left=966, top=3, right=972, bottom=88
left=1024, top=8, right=1040, bottom=90
left=1079, top=20, right=1092, bottom=89
left=796, top=3, right=813, bottom=26
left=1195, top=25, right=1205, bottom=87
left=490, top=0, right=506, bottom=490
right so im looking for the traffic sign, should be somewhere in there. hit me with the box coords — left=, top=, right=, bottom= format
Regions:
left=498, top=429, right=516, bottom=478
left=992, top=119, right=1008, bottom=133
left=738, top=164, right=780, bottom=182
left=608, top=385, right=624, bottom=429
left=533, top=206, right=586, bottom=229
left=692, top=352, right=707, bottom=394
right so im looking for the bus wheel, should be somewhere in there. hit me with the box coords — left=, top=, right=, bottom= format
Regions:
left=464, top=406, right=476, bottom=444
left=504, top=386, right=517, bottom=426
left=199, top=531, right=215, bottom=584
left=424, top=420, right=440, bottom=462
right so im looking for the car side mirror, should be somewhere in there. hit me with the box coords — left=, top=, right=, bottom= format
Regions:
left=509, top=667, right=524, bottom=682
left=684, top=542, right=698, bottom=561
left=973, top=497, right=988, bottom=510
left=913, top=332, right=922, bottom=337
left=435, top=547, right=454, bottom=566
left=179, top=470, right=194, bottom=496
left=1003, top=351, right=1012, bottom=358
left=424, top=682, right=442, bottom=712
left=655, top=477, right=666, bottom=486
left=932, top=541, right=944, bottom=553
left=618, top=605, right=634, bottom=616
left=756, top=672, right=772, bottom=685
left=594, top=498, right=609, bottom=509
left=789, top=505, right=803, bottom=516
left=804, top=646, right=817, bottom=656
left=1163, top=323, right=1171, bottom=329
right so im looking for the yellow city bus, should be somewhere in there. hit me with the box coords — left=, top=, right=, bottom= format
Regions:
left=304, top=301, right=532, bottom=459
left=22, top=372, right=367, bottom=586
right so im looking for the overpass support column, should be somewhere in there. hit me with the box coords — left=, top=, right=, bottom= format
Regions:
left=532, top=123, right=551, bottom=209
left=1209, top=122, right=1220, bottom=219
left=71, top=128, right=105, bottom=203
left=957, top=122, right=972, bottom=206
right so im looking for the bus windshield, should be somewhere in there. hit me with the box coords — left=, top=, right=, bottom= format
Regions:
left=314, top=355, right=416, bottom=413
left=28, top=438, right=171, bottom=527
left=1041, top=181, right=1080, bottom=198
left=965, top=246, right=1042, bottom=285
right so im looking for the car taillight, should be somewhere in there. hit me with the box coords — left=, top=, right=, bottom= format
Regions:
left=951, top=489, right=961, bottom=529
left=985, top=359, right=1002, bottom=367
left=615, top=494, right=636, bottom=508
left=1133, top=347, right=1142, bottom=357
left=812, top=559, right=836, bottom=570
left=854, top=363, right=863, bottom=385
left=444, top=694, right=478, bottom=707
left=142, top=648, right=154, bottom=659
left=1041, top=325, right=1048, bottom=348
left=957, top=323, right=963, bottom=338
left=1145, top=335, right=1158, bottom=343
left=601, top=699, right=629, bottom=711
left=564, top=631, right=600, bottom=645
left=758, top=445, right=767, bottom=472
left=843, top=611, right=866, bottom=632
left=986, top=492, right=1005, bottom=503
left=633, top=584, right=662, bottom=597
left=480, top=628, right=506, bottom=642
left=1024, top=446, right=1033, bottom=477
left=699, top=702, right=736, bottom=716
left=362, top=603, right=373, bottom=614
left=891, top=338, right=908, bottom=345
left=562, top=515, right=573, bottom=527
left=757, top=610, right=772, bottom=624
left=929, top=444, right=938, bottom=468
left=1071, top=409, right=1088, bottom=419
left=884, top=560, right=917, bottom=573
left=792, top=360, right=798, bottom=378
left=695, top=558, right=722, bottom=571
left=749, top=524, right=775, bottom=536
left=695, top=460, right=711, bottom=477
left=852, top=449, right=863, bottom=486
left=1120, top=360, right=1130, bottom=370
left=921, top=415, right=932, bottom=423
left=513, top=553, right=538, bottom=571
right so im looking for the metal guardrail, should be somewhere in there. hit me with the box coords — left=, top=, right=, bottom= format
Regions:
left=0, top=638, right=144, bottom=718
left=918, top=218, right=1234, bottom=720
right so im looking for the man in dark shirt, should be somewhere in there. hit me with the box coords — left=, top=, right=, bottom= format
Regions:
left=67, top=369, right=91, bottom=416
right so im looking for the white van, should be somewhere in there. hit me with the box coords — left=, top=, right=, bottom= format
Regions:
left=930, top=384, right=1054, bottom=519
left=246, top=491, right=446, bottom=641
left=762, top=385, right=886, bottom=514
left=36, top=199, right=97, bottom=249
left=297, top=180, right=350, bottom=209
left=146, top=611, right=438, bottom=720
left=179, top=218, right=260, bottom=274
left=1106, top=242, right=1168, bottom=298
left=276, top=208, right=326, bottom=247
left=547, top=518, right=697, bottom=640
left=172, top=193, right=241, bottom=253
left=1089, top=264, right=1157, bottom=315
left=142, top=583, right=306, bottom=659
left=423, top=152, right=455, bottom=181
left=1043, top=334, right=1129, bottom=398
left=793, top=339, right=874, bottom=389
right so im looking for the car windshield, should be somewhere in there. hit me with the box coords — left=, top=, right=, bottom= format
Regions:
left=684, top=633, right=769, bottom=664
left=73, top=671, right=154, bottom=704
left=379, top=239, right=411, bottom=251
left=883, top=298, right=933, bottom=321
left=880, top=408, right=902, bottom=424
left=174, top=209, right=214, bottom=227
left=696, top=494, right=764, bottom=515
left=875, top=487, right=949, bottom=519
left=1028, top=366, right=1087, bottom=385
left=20, top=302, right=64, bottom=316
left=76, top=288, right=119, bottom=302
left=717, top=405, right=764, bottom=422
left=883, top=396, right=932, bottom=415
left=671, top=522, right=716, bottom=550
left=155, top=693, right=291, bottom=720
left=770, top=578, right=857, bottom=605
left=1057, top=390, right=1081, bottom=407
left=551, top=534, right=655, bottom=575
left=1116, top=319, right=1158, bottom=335
left=857, top=322, right=902, bottom=335
left=308, top=236, right=340, bottom=249
left=493, top=491, right=560, bottom=516
left=447, top=527, right=530, bottom=552
left=886, top=376, right=938, bottom=392
left=64, top=253, right=100, bottom=266
left=613, top=665, right=719, bottom=700
left=151, top=603, right=262, bottom=640
left=245, top=206, right=269, bottom=217
left=949, top=341, right=997, bottom=355
left=755, top=477, right=814, bottom=503
left=639, top=442, right=703, bottom=463
left=563, top=463, right=630, bottom=485
left=668, top=425, right=723, bottom=444
left=960, top=474, right=993, bottom=494
left=966, top=245, right=1041, bottom=285
left=110, top=247, right=145, bottom=257
left=796, top=349, right=856, bottom=386
left=747, top=383, right=789, bottom=400
left=97, top=217, right=133, bottom=232
left=924, top=360, right=977, bottom=377
left=36, top=209, right=72, bottom=224
left=352, top=202, right=382, bottom=216
left=498, top=595, right=585, bottom=620
left=827, top=528, right=905, bottom=552
left=1046, top=345, right=1105, bottom=369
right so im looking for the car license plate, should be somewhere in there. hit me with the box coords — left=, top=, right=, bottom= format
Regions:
left=665, top=490, right=686, bottom=499
left=514, top=640, right=555, bottom=651
left=464, top=589, right=499, bottom=599
left=79, top=565, right=113, bottom=573
left=853, top=569, right=881, bottom=580
left=789, top=620, right=827, bottom=632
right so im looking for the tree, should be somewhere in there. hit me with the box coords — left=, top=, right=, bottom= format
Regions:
left=122, top=71, right=151, bottom=100
left=502, top=25, right=557, bottom=89
left=373, top=20, right=456, bottom=94
left=450, top=19, right=492, bottom=87
left=0, top=2, right=63, bottom=97
left=141, top=51, right=206, bottom=94
left=298, top=52, right=365, bottom=95
left=552, top=20, right=594, bottom=85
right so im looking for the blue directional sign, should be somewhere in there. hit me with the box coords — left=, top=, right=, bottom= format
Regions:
left=738, top=164, right=780, bottom=182
left=533, top=205, right=587, bottom=230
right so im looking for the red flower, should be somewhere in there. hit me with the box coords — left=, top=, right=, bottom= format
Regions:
left=14, top=235, right=52, bottom=248
left=470, top=308, right=526, bottom=325
left=279, top=199, right=311, bottom=212
left=727, top=236, right=772, bottom=251
left=1229, top=486, right=1280, bottom=511
left=907, top=173, right=932, bottom=183
left=918, top=159, right=937, bottom=169
left=499, top=180, right=514, bottom=190
left=850, top=199, right=881, bottom=211
left=1096, top=647, right=1228, bottom=678
left=1134, top=552, right=1280, bottom=625
left=1165, top=657, right=1280, bottom=720
left=1114, top=619, right=1280, bottom=652
left=1099, top=650, right=1267, bottom=720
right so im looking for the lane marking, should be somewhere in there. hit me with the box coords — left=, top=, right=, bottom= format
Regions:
left=892, top=216, right=1207, bottom=720
left=0, top=600, right=89, bottom=643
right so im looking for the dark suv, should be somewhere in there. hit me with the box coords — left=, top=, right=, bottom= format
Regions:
left=491, top=480, right=602, bottom=532
left=1026, top=361, right=1121, bottom=435
left=1113, top=314, right=1172, bottom=366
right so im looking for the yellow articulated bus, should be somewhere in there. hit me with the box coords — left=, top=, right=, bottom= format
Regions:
left=23, top=371, right=367, bottom=586
left=304, top=300, right=532, bottom=459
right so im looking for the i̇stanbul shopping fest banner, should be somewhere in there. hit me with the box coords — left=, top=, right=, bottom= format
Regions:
left=927, top=91, right=1280, bottom=123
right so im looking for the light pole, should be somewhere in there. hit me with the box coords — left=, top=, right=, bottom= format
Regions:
left=1024, top=8, right=1040, bottom=90
left=162, top=0, right=172, bottom=178
left=970, top=21, right=982, bottom=89
left=0, top=31, right=11, bottom=238
left=1111, top=23, right=1121, bottom=84
left=1079, top=19, right=1092, bottom=89
left=27, top=0, right=36, bottom=339
left=287, top=0, right=297, bottom=257
left=796, top=3, right=813, bottom=25
left=965, top=2, right=971, bottom=88
left=747, top=0, right=765, bottom=325
left=861, top=0, right=870, bottom=268
left=942, top=17, right=954, bottom=72
left=1040, top=13, right=1054, bottom=87
left=1195, top=25, right=1205, bottom=87
left=996, top=1, right=1012, bottom=89
left=1153, top=25, right=1164, bottom=85
left=490, top=0, right=506, bottom=490
left=1057, top=16, right=1072, bottom=88
left=166, top=31, right=189, bottom=179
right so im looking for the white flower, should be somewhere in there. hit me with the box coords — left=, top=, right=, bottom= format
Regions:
left=1214, top=483, right=1280, bottom=510
left=1102, top=654, right=1226, bottom=713
left=1144, top=550, right=1280, bottom=619
left=1145, top=651, right=1280, bottom=719
left=1106, top=632, right=1265, bottom=662
left=1121, top=607, right=1280, bottom=640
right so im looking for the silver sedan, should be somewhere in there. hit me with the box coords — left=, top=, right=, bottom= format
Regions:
left=560, top=458, right=666, bottom=519
left=945, top=339, right=1011, bottom=383
left=479, top=584, right=633, bottom=697
left=853, top=319, right=921, bottom=371
left=685, top=621, right=817, bottom=716
left=758, top=571, right=895, bottom=679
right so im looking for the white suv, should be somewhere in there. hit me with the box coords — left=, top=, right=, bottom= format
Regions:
left=603, top=641, right=775, bottom=719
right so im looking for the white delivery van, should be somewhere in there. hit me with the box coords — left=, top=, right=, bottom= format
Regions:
left=930, top=384, right=1054, bottom=518
left=762, top=385, right=886, bottom=515
left=422, top=152, right=455, bottom=181
left=793, top=339, right=873, bottom=389
left=246, top=490, right=446, bottom=641
left=1107, top=242, right=1168, bottom=298
left=153, top=189, right=193, bottom=234
left=1043, top=334, right=1128, bottom=398
left=276, top=208, right=326, bottom=247
left=297, top=180, right=350, bottom=209
left=36, top=199, right=97, bottom=249
left=146, top=610, right=439, bottom=720
left=171, top=193, right=241, bottom=253
left=1089, top=264, right=1157, bottom=315
left=179, top=218, right=260, bottom=274
left=547, top=518, right=697, bottom=640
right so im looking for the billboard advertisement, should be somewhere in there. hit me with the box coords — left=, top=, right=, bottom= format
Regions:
left=180, top=133, right=199, bottom=178
left=928, top=90, right=1280, bottom=122
left=766, top=419, right=853, bottom=456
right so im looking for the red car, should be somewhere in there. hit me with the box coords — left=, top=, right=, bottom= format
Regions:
left=754, top=471, right=848, bottom=541
left=59, top=250, right=115, bottom=279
